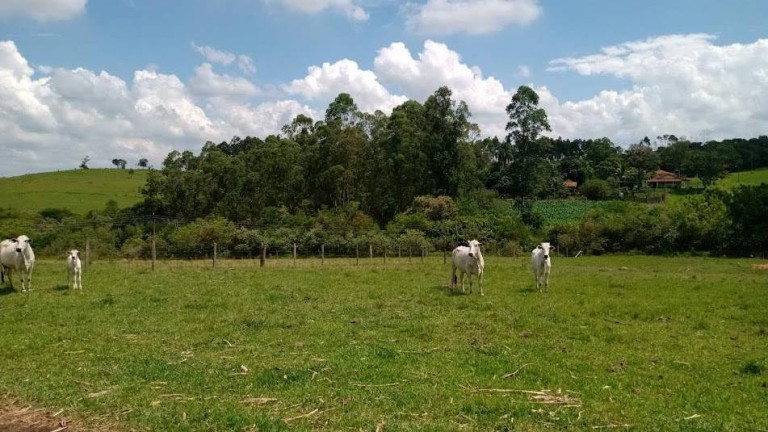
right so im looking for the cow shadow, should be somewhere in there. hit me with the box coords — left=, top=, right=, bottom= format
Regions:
left=432, top=284, right=471, bottom=297
left=518, top=286, right=538, bottom=293
left=53, top=284, right=70, bottom=291
left=0, top=285, right=15, bottom=296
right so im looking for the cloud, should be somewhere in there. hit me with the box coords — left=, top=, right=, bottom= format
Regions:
left=517, top=65, right=531, bottom=78
left=189, top=63, right=260, bottom=99
left=264, top=0, right=369, bottom=21
left=545, top=34, right=768, bottom=142
left=404, top=0, right=542, bottom=35
left=374, top=40, right=512, bottom=136
left=285, top=58, right=407, bottom=114
left=191, top=42, right=236, bottom=66
left=237, top=55, right=256, bottom=75
left=0, top=0, right=86, bottom=21
left=0, top=41, right=308, bottom=176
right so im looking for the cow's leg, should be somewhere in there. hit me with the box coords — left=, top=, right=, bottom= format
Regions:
left=468, top=274, right=473, bottom=294
left=28, top=269, right=32, bottom=291
left=544, top=268, right=550, bottom=293
left=77, top=270, right=82, bottom=290
left=479, top=272, right=484, bottom=296
left=19, top=270, right=26, bottom=293
left=535, top=269, right=541, bottom=292
left=450, top=265, right=457, bottom=292
left=6, top=269, right=13, bottom=290
left=461, top=272, right=466, bottom=293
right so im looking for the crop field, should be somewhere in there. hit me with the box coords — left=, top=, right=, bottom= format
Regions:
left=0, top=169, right=147, bottom=215
left=1, top=256, right=767, bottom=431
left=532, top=200, right=629, bottom=224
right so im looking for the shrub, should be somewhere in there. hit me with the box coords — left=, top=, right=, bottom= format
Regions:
left=581, top=179, right=613, bottom=200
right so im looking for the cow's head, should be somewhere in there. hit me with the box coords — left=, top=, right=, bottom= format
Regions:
left=12, top=235, right=30, bottom=253
left=68, top=250, right=80, bottom=260
left=467, top=239, right=482, bottom=258
left=539, top=242, right=552, bottom=260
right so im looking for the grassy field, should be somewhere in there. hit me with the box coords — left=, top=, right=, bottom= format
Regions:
left=1, top=256, right=766, bottom=431
left=716, top=168, right=768, bottom=190
left=0, top=169, right=147, bottom=215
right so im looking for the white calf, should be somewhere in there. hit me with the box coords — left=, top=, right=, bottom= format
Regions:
left=67, top=250, right=82, bottom=290
left=531, top=242, right=552, bottom=292
left=0, top=235, right=35, bottom=292
left=451, top=239, right=485, bottom=296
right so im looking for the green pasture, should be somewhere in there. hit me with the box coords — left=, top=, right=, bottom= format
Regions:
left=716, top=168, right=768, bottom=190
left=0, top=169, right=147, bottom=215
left=1, top=256, right=766, bottom=430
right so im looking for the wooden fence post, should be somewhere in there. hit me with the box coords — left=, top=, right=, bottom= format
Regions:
left=213, top=242, right=217, bottom=269
left=293, top=243, right=297, bottom=266
left=260, top=242, right=266, bottom=267
left=85, top=238, right=90, bottom=272
left=355, top=244, right=359, bottom=265
left=408, top=248, right=411, bottom=263
left=151, top=236, right=156, bottom=271
left=321, top=244, right=325, bottom=265
left=369, top=244, right=373, bottom=261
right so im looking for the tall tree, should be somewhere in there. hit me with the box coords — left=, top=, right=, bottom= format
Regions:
left=505, top=86, right=552, bottom=198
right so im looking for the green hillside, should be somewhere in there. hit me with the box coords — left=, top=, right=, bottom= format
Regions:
left=0, top=169, right=148, bottom=215
left=716, top=167, right=768, bottom=189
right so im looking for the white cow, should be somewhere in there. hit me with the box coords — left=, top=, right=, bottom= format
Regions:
left=67, top=249, right=82, bottom=290
left=451, top=239, right=485, bottom=296
left=531, top=242, right=552, bottom=292
left=0, top=235, right=35, bottom=292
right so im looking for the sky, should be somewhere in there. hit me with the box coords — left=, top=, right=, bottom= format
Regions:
left=1, top=0, right=767, bottom=176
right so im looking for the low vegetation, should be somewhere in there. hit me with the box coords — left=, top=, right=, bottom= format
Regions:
left=0, top=256, right=766, bottom=431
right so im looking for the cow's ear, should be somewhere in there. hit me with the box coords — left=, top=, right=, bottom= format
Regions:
left=27, top=239, right=31, bottom=244
left=11, top=238, right=17, bottom=243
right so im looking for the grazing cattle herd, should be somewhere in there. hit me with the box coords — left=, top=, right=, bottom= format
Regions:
left=0, top=234, right=555, bottom=295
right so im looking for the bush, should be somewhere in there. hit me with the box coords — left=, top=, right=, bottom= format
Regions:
left=581, top=179, right=613, bottom=200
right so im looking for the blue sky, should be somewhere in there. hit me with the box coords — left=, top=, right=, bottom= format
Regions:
left=1, top=0, right=767, bottom=175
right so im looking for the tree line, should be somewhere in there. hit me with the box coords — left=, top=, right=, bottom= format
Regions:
left=139, top=86, right=768, bottom=226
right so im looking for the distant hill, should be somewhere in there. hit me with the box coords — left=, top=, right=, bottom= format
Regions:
left=716, top=168, right=768, bottom=189
left=0, top=169, right=148, bottom=215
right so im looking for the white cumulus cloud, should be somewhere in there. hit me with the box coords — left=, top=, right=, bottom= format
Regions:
left=404, top=0, right=542, bottom=35
left=0, top=41, right=309, bottom=176
left=191, top=42, right=236, bottom=65
left=545, top=34, right=768, bottom=142
left=0, top=0, right=86, bottom=21
left=285, top=59, right=407, bottom=114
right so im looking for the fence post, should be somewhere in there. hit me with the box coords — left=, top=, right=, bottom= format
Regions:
left=398, top=245, right=401, bottom=258
left=213, top=242, right=217, bottom=269
left=293, top=243, right=297, bottom=266
left=355, top=244, right=359, bottom=265
left=383, top=248, right=386, bottom=264
left=85, top=238, right=90, bottom=272
left=408, top=248, right=411, bottom=263
left=260, top=242, right=266, bottom=267
left=151, top=214, right=156, bottom=271
left=421, top=247, right=424, bottom=263
left=443, top=250, right=446, bottom=265
left=369, top=244, right=373, bottom=261
left=321, top=244, right=325, bottom=265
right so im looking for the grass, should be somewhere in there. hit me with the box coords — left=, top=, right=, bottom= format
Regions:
left=533, top=200, right=629, bottom=224
left=1, top=256, right=767, bottom=430
left=716, top=168, right=768, bottom=190
left=0, top=169, right=147, bottom=215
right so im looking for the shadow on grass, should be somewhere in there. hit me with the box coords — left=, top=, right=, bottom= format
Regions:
left=0, top=285, right=15, bottom=296
left=518, top=286, right=538, bottom=294
left=53, top=284, right=70, bottom=291
left=432, top=284, right=471, bottom=297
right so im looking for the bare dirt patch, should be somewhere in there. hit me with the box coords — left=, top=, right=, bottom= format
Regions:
left=753, top=264, right=768, bottom=270
left=0, top=396, right=80, bottom=432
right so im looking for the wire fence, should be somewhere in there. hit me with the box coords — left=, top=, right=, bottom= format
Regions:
left=5, top=214, right=545, bottom=272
